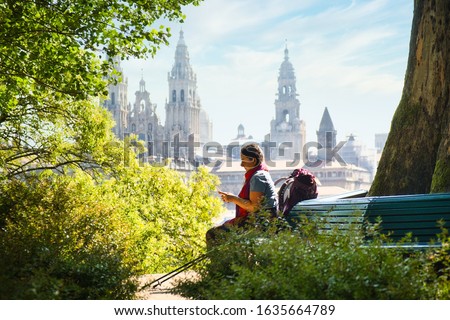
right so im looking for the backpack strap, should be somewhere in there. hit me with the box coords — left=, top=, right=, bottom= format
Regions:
left=274, top=176, right=288, bottom=186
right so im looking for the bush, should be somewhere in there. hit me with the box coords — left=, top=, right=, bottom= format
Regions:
left=174, top=218, right=450, bottom=300
left=108, top=164, right=223, bottom=273
left=0, top=172, right=139, bottom=299
left=0, top=165, right=223, bottom=299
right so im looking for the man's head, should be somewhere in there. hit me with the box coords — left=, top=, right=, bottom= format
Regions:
left=240, top=143, right=264, bottom=168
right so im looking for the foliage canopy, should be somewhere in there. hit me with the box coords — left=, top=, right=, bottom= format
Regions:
left=0, top=0, right=201, bottom=178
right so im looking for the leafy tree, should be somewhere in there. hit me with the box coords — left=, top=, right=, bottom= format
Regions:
left=0, top=0, right=201, bottom=178
left=370, top=0, right=450, bottom=195
left=0, top=0, right=225, bottom=299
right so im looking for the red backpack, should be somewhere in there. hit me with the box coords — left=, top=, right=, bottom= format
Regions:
left=276, top=168, right=318, bottom=216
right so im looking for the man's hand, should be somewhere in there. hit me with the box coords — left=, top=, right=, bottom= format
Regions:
left=218, top=190, right=234, bottom=203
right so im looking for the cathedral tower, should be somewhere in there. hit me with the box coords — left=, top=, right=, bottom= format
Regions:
left=104, top=57, right=129, bottom=139
left=165, top=31, right=209, bottom=159
left=128, top=77, right=164, bottom=158
left=270, top=45, right=306, bottom=161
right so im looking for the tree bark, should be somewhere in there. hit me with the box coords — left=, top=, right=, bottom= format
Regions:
left=370, top=0, right=450, bottom=196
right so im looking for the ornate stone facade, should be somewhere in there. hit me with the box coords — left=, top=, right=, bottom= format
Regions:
left=128, top=78, right=165, bottom=158
left=103, top=57, right=129, bottom=140
left=269, top=46, right=306, bottom=161
left=103, top=31, right=212, bottom=162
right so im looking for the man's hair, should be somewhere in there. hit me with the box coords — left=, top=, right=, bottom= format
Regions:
left=241, top=143, right=264, bottom=166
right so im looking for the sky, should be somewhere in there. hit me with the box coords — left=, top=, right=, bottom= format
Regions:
left=121, top=0, right=414, bottom=149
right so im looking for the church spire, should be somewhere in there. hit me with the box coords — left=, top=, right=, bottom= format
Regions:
left=319, top=107, right=335, bottom=132
left=284, top=39, right=289, bottom=61
left=278, top=42, right=296, bottom=99
left=170, top=30, right=195, bottom=81
left=178, top=29, right=186, bottom=45
left=317, top=107, right=337, bottom=156
left=139, top=70, right=145, bottom=92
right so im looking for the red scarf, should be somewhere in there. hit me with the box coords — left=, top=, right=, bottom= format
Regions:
left=227, top=163, right=268, bottom=225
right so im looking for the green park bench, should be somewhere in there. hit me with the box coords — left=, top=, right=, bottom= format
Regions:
left=288, top=191, right=450, bottom=248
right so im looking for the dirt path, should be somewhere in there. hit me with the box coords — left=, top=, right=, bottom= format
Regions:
left=136, top=272, right=197, bottom=300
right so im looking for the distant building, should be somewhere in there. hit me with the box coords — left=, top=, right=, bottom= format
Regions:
left=165, top=30, right=212, bottom=159
left=269, top=45, right=306, bottom=161
left=103, top=31, right=212, bottom=164
left=340, top=134, right=377, bottom=180
left=234, top=124, right=253, bottom=141
left=375, top=133, right=388, bottom=153
left=103, top=57, right=129, bottom=140
left=316, top=107, right=337, bottom=162
left=308, top=160, right=372, bottom=191
left=310, top=107, right=377, bottom=189
left=128, top=77, right=165, bottom=157
left=200, top=109, right=213, bottom=144
left=225, top=124, right=255, bottom=159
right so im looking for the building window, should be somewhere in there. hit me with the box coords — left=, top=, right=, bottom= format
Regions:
left=111, top=92, right=115, bottom=105
left=181, top=89, right=185, bottom=102
left=283, top=110, right=290, bottom=122
left=131, top=123, right=136, bottom=133
left=172, top=90, right=176, bottom=102
left=238, top=124, right=244, bottom=137
left=326, top=132, right=333, bottom=148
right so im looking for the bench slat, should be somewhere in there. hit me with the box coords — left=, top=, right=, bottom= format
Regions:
left=369, top=213, right=450, bottom=223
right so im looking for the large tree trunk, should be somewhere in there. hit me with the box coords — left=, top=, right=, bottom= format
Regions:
left=369, top=0, right=450, bottom=196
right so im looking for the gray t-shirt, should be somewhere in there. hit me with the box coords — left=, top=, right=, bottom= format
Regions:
left=249, top=170, right=278, bottom=210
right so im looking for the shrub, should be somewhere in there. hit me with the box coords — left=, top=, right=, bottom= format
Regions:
left=108, top=164, right=223, bottom=273
left=0, top=171, right=139, bottom=299
left=0, top=165, right=223, bottom=299
left=174, top=218, right=450, bottom=300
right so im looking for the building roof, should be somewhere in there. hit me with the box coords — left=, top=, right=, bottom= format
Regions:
left=318, top=107, right=335, bottom=132
left=279, top=46, right=296, bottom=81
